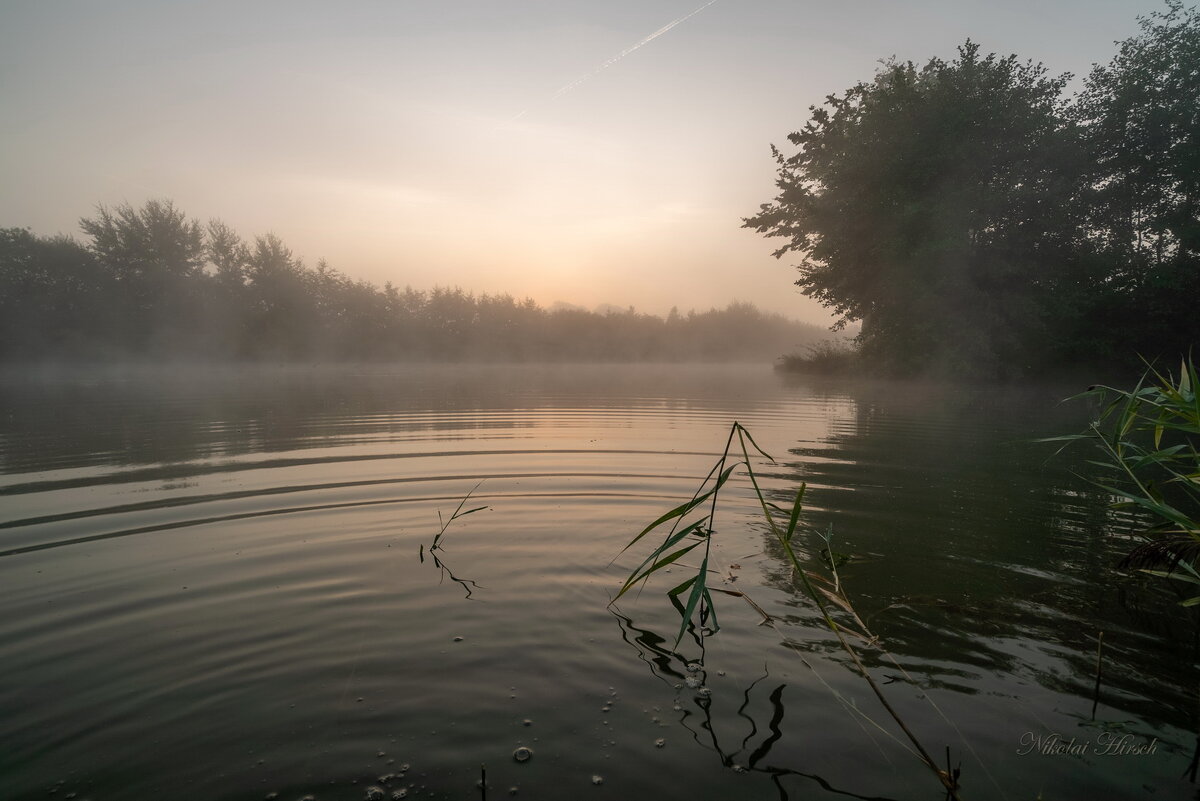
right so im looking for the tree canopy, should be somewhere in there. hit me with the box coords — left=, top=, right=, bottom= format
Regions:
left=0, top=201, right=826, bottom=363
left=1073, top=0, right=1200, bottom=361
left=746, top=4, right=1199, bottom=378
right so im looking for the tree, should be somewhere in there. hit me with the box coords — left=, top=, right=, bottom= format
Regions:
left=0, top=228, right=116, bottom=358
left=78, top=199, right=207, bottom=352
left=80, top=199, right=204, bottom=282
left=744, top=43, right=1085, bottom=377
left=1074, top=1, right=1200, bottom=360
left=205, top=219, right=248, bottom=288
left=243, top=233, right=317, bottom=357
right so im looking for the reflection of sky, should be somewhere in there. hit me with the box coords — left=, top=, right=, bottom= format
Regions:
left=0, top=0, right=1162, bottom=322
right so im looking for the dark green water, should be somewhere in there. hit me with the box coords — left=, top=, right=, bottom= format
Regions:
left=0, top=364, right=1195, bottom=800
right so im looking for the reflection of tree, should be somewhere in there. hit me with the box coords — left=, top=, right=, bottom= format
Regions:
left=755, top=380, right=1200, bottom=732
left=610, top=608, right=903, bottom=801
left=0, top=365, right=786, bottom=478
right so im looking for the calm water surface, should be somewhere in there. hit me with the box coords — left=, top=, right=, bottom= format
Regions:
left=1, top=364, right=1196, bottom=801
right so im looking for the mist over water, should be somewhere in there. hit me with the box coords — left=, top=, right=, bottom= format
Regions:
left=1, top=364, right=1194, bottom=801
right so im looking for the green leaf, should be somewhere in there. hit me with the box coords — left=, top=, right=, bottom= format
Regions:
left=619, top=519, right=708, bottom=593
left=618, top=491, right=715, bottom=555
left=1139, top=568, right=1200, bottom=586
left=452, top=505, right=488, bottom=519
left=615, top=540, right=705, bottom=601
left=667, top=575, right=697, bottom=598
left=735, top=423, right=775, bottom=462
left=702, top=587, right=720, bottom=634
left=784, top=483, right=807, bottom=544
left=675, top=558, right=709, bottom=645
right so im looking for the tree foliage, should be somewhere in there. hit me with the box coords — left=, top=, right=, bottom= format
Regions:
left=745, top=43, right=1082, bottom=377
left=1074, top=0, right=1200, bottom=361
left=747, top=5, right=1199, bottom=378
left=0, top=200, right=826, bottom=363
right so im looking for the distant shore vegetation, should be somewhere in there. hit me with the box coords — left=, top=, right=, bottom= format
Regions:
left=0, top=203, right=827, bottom=363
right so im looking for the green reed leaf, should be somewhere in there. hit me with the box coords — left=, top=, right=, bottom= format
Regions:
left=784, top=483, right=807, bottom=544
left=615, top=539, right=705, bottom=602
left=735, top=423, right=775, bottom=462
left=675, top=557, right=709, bottom=645
left=619, top=491, right=715, bottom=555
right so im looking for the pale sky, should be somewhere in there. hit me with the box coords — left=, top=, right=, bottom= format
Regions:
left=0, top=0, right=1164, bottom=324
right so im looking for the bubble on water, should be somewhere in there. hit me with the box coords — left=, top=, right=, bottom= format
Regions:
left=717, top=670, right=726, bottom=677
left=731, top=764, right=747, bottom=774
left=672, top=704, right=682, bottom=712
left=452, top=636, right=464, bottom=642
left=591, top=775, right=604, bottom=785
left=365, top=787, right=385, bottom=801
left=655, top=738, right=666, bottom=748
left=400, top=764, right=410, bottom=772
left=684, top=676, right=701, bottom=689
left=508, top=787, right=519, bottom=795
left=512, top=746, right=534, bottom=763
left=392, top=791, right=407, bottom=800
left=522, top=719, right=533, bottom=727
left=696, top=687, right=712, bottom=697
left=377, top=752, right=386, bottom=758
left=686, top=663, right=701, bottom=674
left=265, top=794, right=278, bottom=801
left=378, top=774, right=396, bottom=784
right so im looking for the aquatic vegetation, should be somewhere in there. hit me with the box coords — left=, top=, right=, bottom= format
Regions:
left=418, top=483, right=488, bottom=598
left=1053, top=357, right=1200, bottom=602
left=613, top=422, right=962, bottom=798
left=774, top=340, right=859, bottom=375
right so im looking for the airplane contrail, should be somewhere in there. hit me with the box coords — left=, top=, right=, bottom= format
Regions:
left=510, top=0, right=721, bottom=123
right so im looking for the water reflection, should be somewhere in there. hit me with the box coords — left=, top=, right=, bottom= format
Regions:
left=3, top=365, right=1197, bottom=800
left=0, top=363, right=796, bottom=474
left=611, top=608, right=905, bottom=801
left=746, top=378, right=1199, bottom=793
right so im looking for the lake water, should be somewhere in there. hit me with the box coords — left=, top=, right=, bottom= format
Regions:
left=1, top=363, right=1195, bottom=801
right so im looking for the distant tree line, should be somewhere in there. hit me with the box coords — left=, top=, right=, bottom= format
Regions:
left=746, top=2, right=1199, bottom=378
left=0, top=201, right=825, bottom=363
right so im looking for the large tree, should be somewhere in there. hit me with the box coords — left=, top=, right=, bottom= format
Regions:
left=744, top=43, right=1085, bottom=377
left=1073, top=1, right=1200, bottom=360
left=79, top=199, right=208, bottom=351
left=80, top=199, right=205, bottom=282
